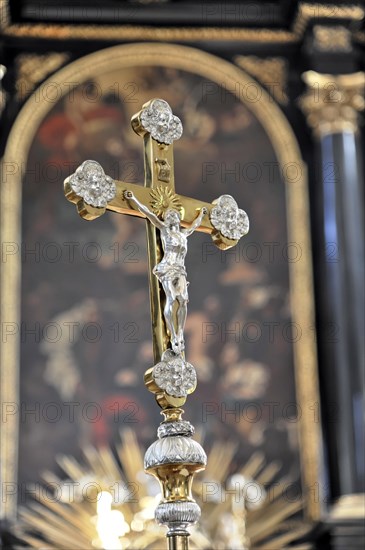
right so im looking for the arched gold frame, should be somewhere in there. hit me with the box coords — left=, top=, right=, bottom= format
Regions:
left=0, top=43, right=322, bottom=521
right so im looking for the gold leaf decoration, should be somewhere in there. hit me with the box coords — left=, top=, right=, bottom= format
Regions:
left=150, top=186, right=182, bottom=218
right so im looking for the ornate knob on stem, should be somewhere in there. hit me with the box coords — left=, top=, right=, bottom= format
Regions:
left=144, top=409, right=207, bottom=545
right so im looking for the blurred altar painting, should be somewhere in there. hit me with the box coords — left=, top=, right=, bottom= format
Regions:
left=19, top=63, right=302, bottom=498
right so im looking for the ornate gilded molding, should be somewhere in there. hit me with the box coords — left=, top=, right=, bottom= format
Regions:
left=3, top=23, right=296, bottom=43
left=0, top=0, right=10, bottom=29
left=234, top=55, right=288, bottom=105
left=293, top=3, right=364, bottom=37
left=1, top=2, right=364, bottom=43
left=15, top=52, right=70, bottom=101
left=313, top=25, right=352, bottom=52
left=299, top=70, right=365, bottom=137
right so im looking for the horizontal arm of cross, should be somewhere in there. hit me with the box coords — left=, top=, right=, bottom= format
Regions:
left=65, top=177, right=238, bottom=250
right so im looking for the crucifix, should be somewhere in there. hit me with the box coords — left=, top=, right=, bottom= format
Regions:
left=64, top=98, right=249, bottom=550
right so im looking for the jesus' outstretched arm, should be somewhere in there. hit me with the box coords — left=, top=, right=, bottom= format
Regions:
left=183, top=207, right=208, bottom=236
left=124, top=190, right=164, bottom=230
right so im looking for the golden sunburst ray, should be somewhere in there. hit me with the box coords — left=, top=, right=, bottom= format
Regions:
left=149, top=186, right=182, bottom=218
left=15, top=432, right=313, bottom=550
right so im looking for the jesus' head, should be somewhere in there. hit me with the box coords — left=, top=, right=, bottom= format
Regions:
left=164, top=209, right=181, bottom=230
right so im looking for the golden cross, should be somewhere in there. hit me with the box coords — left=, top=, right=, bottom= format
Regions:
left=64, top=98, right=249, bottom=408
left=64, top=98, right=250, bottom=548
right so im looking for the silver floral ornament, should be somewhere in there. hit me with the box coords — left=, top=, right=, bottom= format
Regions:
left=139, top=99, right=183, bottom=145
left=68, top=160, right=116, bottom=208
left=210, top=194, right=249, bottom=241
left=152, top=350, right=197, bottom=398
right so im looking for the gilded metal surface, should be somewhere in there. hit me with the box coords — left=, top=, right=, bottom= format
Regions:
left=300, top=70, right=365, bottom=137
left=155, top=160, right=172, bottom=184
left=150, top=187, right=181, bottom=216
left=66, top=175, right=224, bottom=234
left=168, top=534, right=189, bottom=550
left=1, top=42, right=321, bottom=521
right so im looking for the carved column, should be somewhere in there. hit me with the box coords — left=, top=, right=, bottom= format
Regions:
left=300, top=71, right=365, bottom=501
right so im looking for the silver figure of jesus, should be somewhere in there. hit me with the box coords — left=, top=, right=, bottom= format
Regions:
left=124, top=190, right=207, bottom=355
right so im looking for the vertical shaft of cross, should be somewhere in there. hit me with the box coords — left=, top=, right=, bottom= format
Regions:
left=168, top=534, right=189, bottom=550
left=140, top=131, right=195, bottom=550
left=140, top=132, right=175, bottom=363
